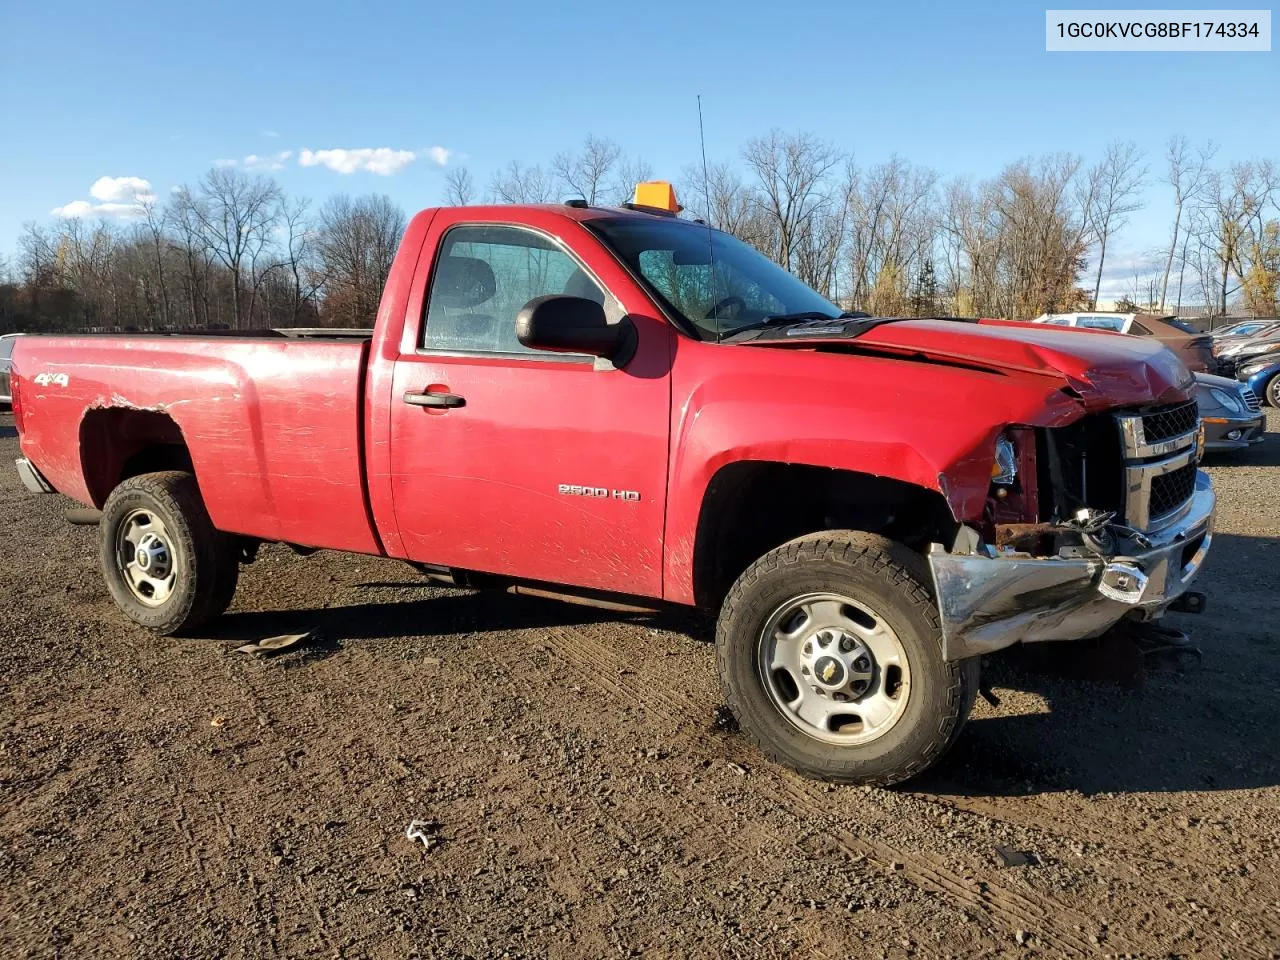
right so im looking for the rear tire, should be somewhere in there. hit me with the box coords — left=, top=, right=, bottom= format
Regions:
left=716, top=531, right=978, bottom=786
left=99, top=471, right=238, bottom=635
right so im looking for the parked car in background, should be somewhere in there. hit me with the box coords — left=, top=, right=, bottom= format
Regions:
left=1214, top=331, right=1280, bottom=378
left=1211, top=319, right=1280, bottom=341
left=1237, top=354, right=1280, bottom=408
left=1031, top=313, right=1214, bottom=372
left=1195, top=372, right=1264, bottom=450
left=0, top=333, right=21, bottom=406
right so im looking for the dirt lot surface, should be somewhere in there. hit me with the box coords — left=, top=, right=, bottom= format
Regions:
left=2, top=410, right=1279, bottom=959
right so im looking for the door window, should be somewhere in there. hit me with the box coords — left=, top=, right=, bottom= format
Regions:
left=422, top=225, right=605, bottom=356
left=1077, top=316, right=1127, bottom=331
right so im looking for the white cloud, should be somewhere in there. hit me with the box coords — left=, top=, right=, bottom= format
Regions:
left=243, top=150, right=293, bottom=171
left=53, top=176, right=155, bottom=218
left=212, top=158, right=238, bottom=167
left=426, top=146, right=451, bottom=167
left=89, top=176, right=156, bottom=204
left=298, top=147, right=417, bottom=175
left=263, top=130, right=281, bottom=138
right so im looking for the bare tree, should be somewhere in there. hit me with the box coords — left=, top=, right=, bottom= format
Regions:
left=742, top=130, right=842, bottom=274
left=612, top=156, right=654, bottom=205
left=488, top=162, right=556, bottom=204
left=139, top=198, right=171, bottom=327
left=1082, top=141, right=1147, bottom=308
left=679, top=161, right=771, bottom=250
left=443, top=166, right=475, bottom=206
left=552, top=135, right=622, bottom=205
left=274, top=197, right=319, bottom=324
left=1159, top=137, right=1215, bottom=309
left=316, top=194, right=407, bottom=327
left=846, top=157, right=938, bottom=309
left=184, top=167, right=283, bottom=328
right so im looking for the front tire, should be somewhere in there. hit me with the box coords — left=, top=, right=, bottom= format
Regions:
left=99, top=471, right=238, bottom=635
left=716, top=531, right=978, bottom=786
left=1266, top=373, right=1280, bottom=408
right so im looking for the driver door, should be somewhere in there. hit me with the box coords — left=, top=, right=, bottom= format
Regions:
left=387, top=215, right=673, bottom=597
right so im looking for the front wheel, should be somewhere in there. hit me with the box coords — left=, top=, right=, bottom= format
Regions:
left=1265, top=373, right=1280, bottom=408
left=716, top=531, right=978, bottom=786
left=99, top=471, right=238, bottom=635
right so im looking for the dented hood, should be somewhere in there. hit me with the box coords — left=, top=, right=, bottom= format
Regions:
left=745, top=318, right=1195, bottom=409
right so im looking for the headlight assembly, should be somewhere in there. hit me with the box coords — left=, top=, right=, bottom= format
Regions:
left=991, top=435, right=1018, bottom=485
left=1207, top=386, right=1247, bottom=416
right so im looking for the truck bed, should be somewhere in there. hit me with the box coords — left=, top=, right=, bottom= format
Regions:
left=15, top=335, right=381, bottom=554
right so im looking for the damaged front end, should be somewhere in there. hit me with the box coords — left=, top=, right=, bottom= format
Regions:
left=928, top=399, right=1215, bottom=661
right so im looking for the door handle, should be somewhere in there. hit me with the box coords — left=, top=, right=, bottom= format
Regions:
left=403, top=390, right=466, bottom=409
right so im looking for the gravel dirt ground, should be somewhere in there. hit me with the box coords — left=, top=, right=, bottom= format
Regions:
left=2, top=409, right=1279, bottom=959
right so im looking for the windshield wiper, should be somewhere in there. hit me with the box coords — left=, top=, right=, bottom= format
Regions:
left=722, top=311, right=870, bottom=341
left=759, top=310, right=870, bottom=326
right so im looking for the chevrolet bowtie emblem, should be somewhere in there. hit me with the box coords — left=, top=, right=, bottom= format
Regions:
left=821, top=662, right=837, bottom=682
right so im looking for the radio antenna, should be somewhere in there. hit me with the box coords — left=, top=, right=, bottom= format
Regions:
left=696, top=95, right=721, bottom=339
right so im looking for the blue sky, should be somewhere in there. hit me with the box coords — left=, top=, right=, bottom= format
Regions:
left=1, top=0, right=1276, bottom=299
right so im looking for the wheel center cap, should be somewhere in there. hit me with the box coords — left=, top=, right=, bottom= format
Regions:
left=813, top=655, right=847, bottom=690
left=136, top=547, right=151, bottom=570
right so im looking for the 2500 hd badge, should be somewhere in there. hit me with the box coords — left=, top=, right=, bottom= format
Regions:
left=558, top=484, right=641, bottom=501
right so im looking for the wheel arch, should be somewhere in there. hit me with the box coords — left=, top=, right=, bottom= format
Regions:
left=689, top=460, right=960, bottom=611
left=80, top=408, right=194, bottom=508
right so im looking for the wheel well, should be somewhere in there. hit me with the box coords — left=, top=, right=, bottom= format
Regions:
left=691, top=462, right=958, bottom=610
left=80, top=408, right=193, bottom=507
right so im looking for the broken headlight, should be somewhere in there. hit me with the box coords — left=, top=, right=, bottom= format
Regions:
left=991, top=435, right=1018, bottom=486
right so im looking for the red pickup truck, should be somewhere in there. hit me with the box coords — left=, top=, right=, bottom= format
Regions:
left=10, top=185, right=1215, bottom=785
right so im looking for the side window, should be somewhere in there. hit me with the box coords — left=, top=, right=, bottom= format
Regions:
left=422, top=225, right=606, bottom=356
left=0, top=337, right=15, bottom=360
left=1078, top=316, right=1126, bottom=331
left=1130, top=322, right=1152, bottom=335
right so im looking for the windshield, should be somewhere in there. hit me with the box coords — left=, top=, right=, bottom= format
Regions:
left=588, top=218, right=841, bottom=340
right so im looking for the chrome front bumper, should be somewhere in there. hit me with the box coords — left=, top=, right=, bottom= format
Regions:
left=15, top=457, right=55, bottom=495
left=928, top=472, right=1215, bottom=661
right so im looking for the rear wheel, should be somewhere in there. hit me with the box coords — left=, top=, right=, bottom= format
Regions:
left=716, top=531, right=978, bottom=785
left=99, top=471, right=238, bottom=635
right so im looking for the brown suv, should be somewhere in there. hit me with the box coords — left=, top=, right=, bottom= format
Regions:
left=1032, top=313, right=1214, bottom=372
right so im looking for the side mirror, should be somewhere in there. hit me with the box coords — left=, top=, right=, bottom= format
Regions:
left=515, top=295, right=637, bottom=366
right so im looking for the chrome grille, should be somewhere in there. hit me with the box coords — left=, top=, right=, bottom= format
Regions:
left=1115, top=401, right=1201, bottom=531
left=1149, top=462, right=1198, bottom=519
left=1140, top=399, right=1199, bottom=443
left=1242, top=388, right=1262, bottom=413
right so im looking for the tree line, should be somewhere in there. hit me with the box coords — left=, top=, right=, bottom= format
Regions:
left=1, top=132, right=1277, bottom=335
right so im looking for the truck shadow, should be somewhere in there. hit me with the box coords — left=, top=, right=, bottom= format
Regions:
left=919, top=529, right=1280, bottom=797
left=207, top=586, right=635, bottom=645
left=206, top=527, right=1278, bottom=797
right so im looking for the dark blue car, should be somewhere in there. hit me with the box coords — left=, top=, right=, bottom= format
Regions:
left=1239, top=353, right=1280, bottom=408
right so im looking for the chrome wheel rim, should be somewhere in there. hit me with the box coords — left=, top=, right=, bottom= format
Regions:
left=758, top=592, right=911, bottom=745
left=115, top=509, right=178, bottom=606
